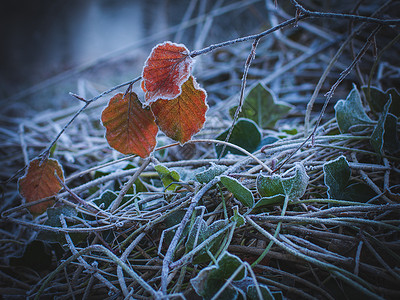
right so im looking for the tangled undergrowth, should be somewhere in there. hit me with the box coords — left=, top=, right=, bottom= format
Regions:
left=1, top=0, right=400, bottom=299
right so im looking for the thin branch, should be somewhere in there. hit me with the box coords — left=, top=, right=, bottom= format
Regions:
left=219, top=38, right=260, bottom=159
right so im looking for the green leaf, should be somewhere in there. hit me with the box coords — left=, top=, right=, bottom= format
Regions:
left=220, top=176, right=254, bottom=208
left=9, top=240, right=53, bottom=271
left=185, top=217, right=229, bottom=264
left=371, top=98, right=391, bottom=155
left=215, top=118, right=261, bottom=157
left=37, top=206, right=87, bottom=245
left=257, top=136, right=279, bottom=150
left=384, top=113, right=400, bottom=154
left=323, top=156, right=376, bottom=202
left=362, top=86, right=400, bottom=117
left=247, top=284, right=274, bottom=300
left=191, top=252, right=247, bottom=300
left=253, top=194, right=285, bottom=210
left=256, top=174, right=284, bottom=198
left=230, top=206, right=246, bottom=227
left=163, top=210, right=191, bottom=246
left=334, top=85, right=372, bottom=133
left=92, top=190, right=132, bottom=210
left=195, top=163, right=228, bottom=183
left=229, top=83, right=293, bottom=128
left=256, top=163, right=308, bottom=200
left=323, top=156, right=350, bottom=199
left=281, top=163, right=309, bottom=199
left=155, top=164, right=181, bottom=191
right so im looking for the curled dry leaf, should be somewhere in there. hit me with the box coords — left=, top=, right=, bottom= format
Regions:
left=151, top=76, right=208, bottom=144
left=18, top=158, right=64, bottom=215
left=101, top=92, right=158, bottom=158
left=142, top=41, right=193, bottom=103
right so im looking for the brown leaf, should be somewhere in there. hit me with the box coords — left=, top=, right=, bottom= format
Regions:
left=151, top=76, right=208, bottom=144
left=101, top=92, right=158, bottom=157
left=142, top=41, right=193, bottom=103
left=18, top=158, right=64, bottom=215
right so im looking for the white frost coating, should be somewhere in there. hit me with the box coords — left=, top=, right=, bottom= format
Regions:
left=141, top=41, right=194, bottom=104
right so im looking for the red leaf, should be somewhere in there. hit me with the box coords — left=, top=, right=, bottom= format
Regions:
left=142, top=41, right=193, bottom=103
left=101, top=92, right=158, bottom=158
left=151, top=76, right=208, bottom=144
left=18, top=158, right=64, bottom=215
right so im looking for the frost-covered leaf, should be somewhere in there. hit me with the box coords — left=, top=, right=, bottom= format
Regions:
left=323, top=156, right=376, bottom=202
left=92, top=190, right=132, bottom=210
left=191, top=252, right=246, bottom=300
left=247, top=284, right=274, bottom=300
left=256, top=163, right=308, bottom=201
left=215, top=118, right=262, bottom=157
left=150, top=76, right=208, bottom=144
left=362, top=86, right=400, bottom=117
left=229, top=83, right=293, bottom=128
left=256, top=174, right=284, bottom=198
left=154, top=165, right=180, bottom=191
left=253, top=195, right=285, bottom=210
left=101, top=92, right=158, bottom=158
left=324, top=156, right=351, bottom=199
left=384, top=114, right=400, bottom=154
left=9, top=240, right=53, bottom=271
left=195, top=163, right=228, bottom=184
left=18, top=158, right=64, bottom=215
left=335, top=85, right=373, bottom=133
left=186, top=217, right=228, bottom=264
left=37, top=206, right=86, bottom=245
left=281, top=163, right=309, bottom=199
left=220, top=176, right=254, bottom=208
left=142, top=41, right=193, bottom=103
left=371, top=98, right=391, bottom=155
left=230, top=206, right=245, bottom=227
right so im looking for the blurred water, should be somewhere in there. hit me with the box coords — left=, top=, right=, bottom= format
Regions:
left=0, top=0, right=177, bottom=111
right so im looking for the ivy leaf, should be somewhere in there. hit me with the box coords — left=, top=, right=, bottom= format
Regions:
left=185, top=217, right=229, bottom=264
left=142, top=41, right=193, bottom=103
left=101, top=92, right=158, bottom=158
left=229, top=83, right=293, bottom=128
left=92, top=190, right=133, bottom=210
left=9, top=240, right=53, bottom=271
left=195, top=163, right=228, bottom=184
left=362, top=86, right=400, bottom=117
left=230, top=206, right=246, bottom=227
left=253, top=195, right=286, bottom=210
left=257, top=163, right=308, bottom=200
left=255, top=163, right=308, bottom=210
left=154, top=165, right=180, bottom=191
left=247, top=284, right=274, bottom=300
left=150, top=76, right=208, bottom=144
left=256, top=174, right=284, bottom=198
left=191, top=252, right=247, bottom=300
left=383, top=114, right=400, bottom=154
left=323, top=156, right=376, bottom=202
left=371, top=98, right=391, bottom=155
left=281, top=163, right=309, bottom=199
left=220, top=176, right=254, bottom=208
left=323, top=156, right=350, bottom=199
left=215, top=118, right=261, bottom=157
left=37, top=206, right=87, bottom=245
left=18, top=158, right=64, bottom=215
left=334, top=85, right=372, bottom=133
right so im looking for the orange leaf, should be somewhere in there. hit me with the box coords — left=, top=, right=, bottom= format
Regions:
left=101, top=92, right=158, bottom=157
left=151, top=76, right=208, bottom=144
left=142, top=41, right=193, bottom=103
left=18, top=158, right=64, bottom=215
